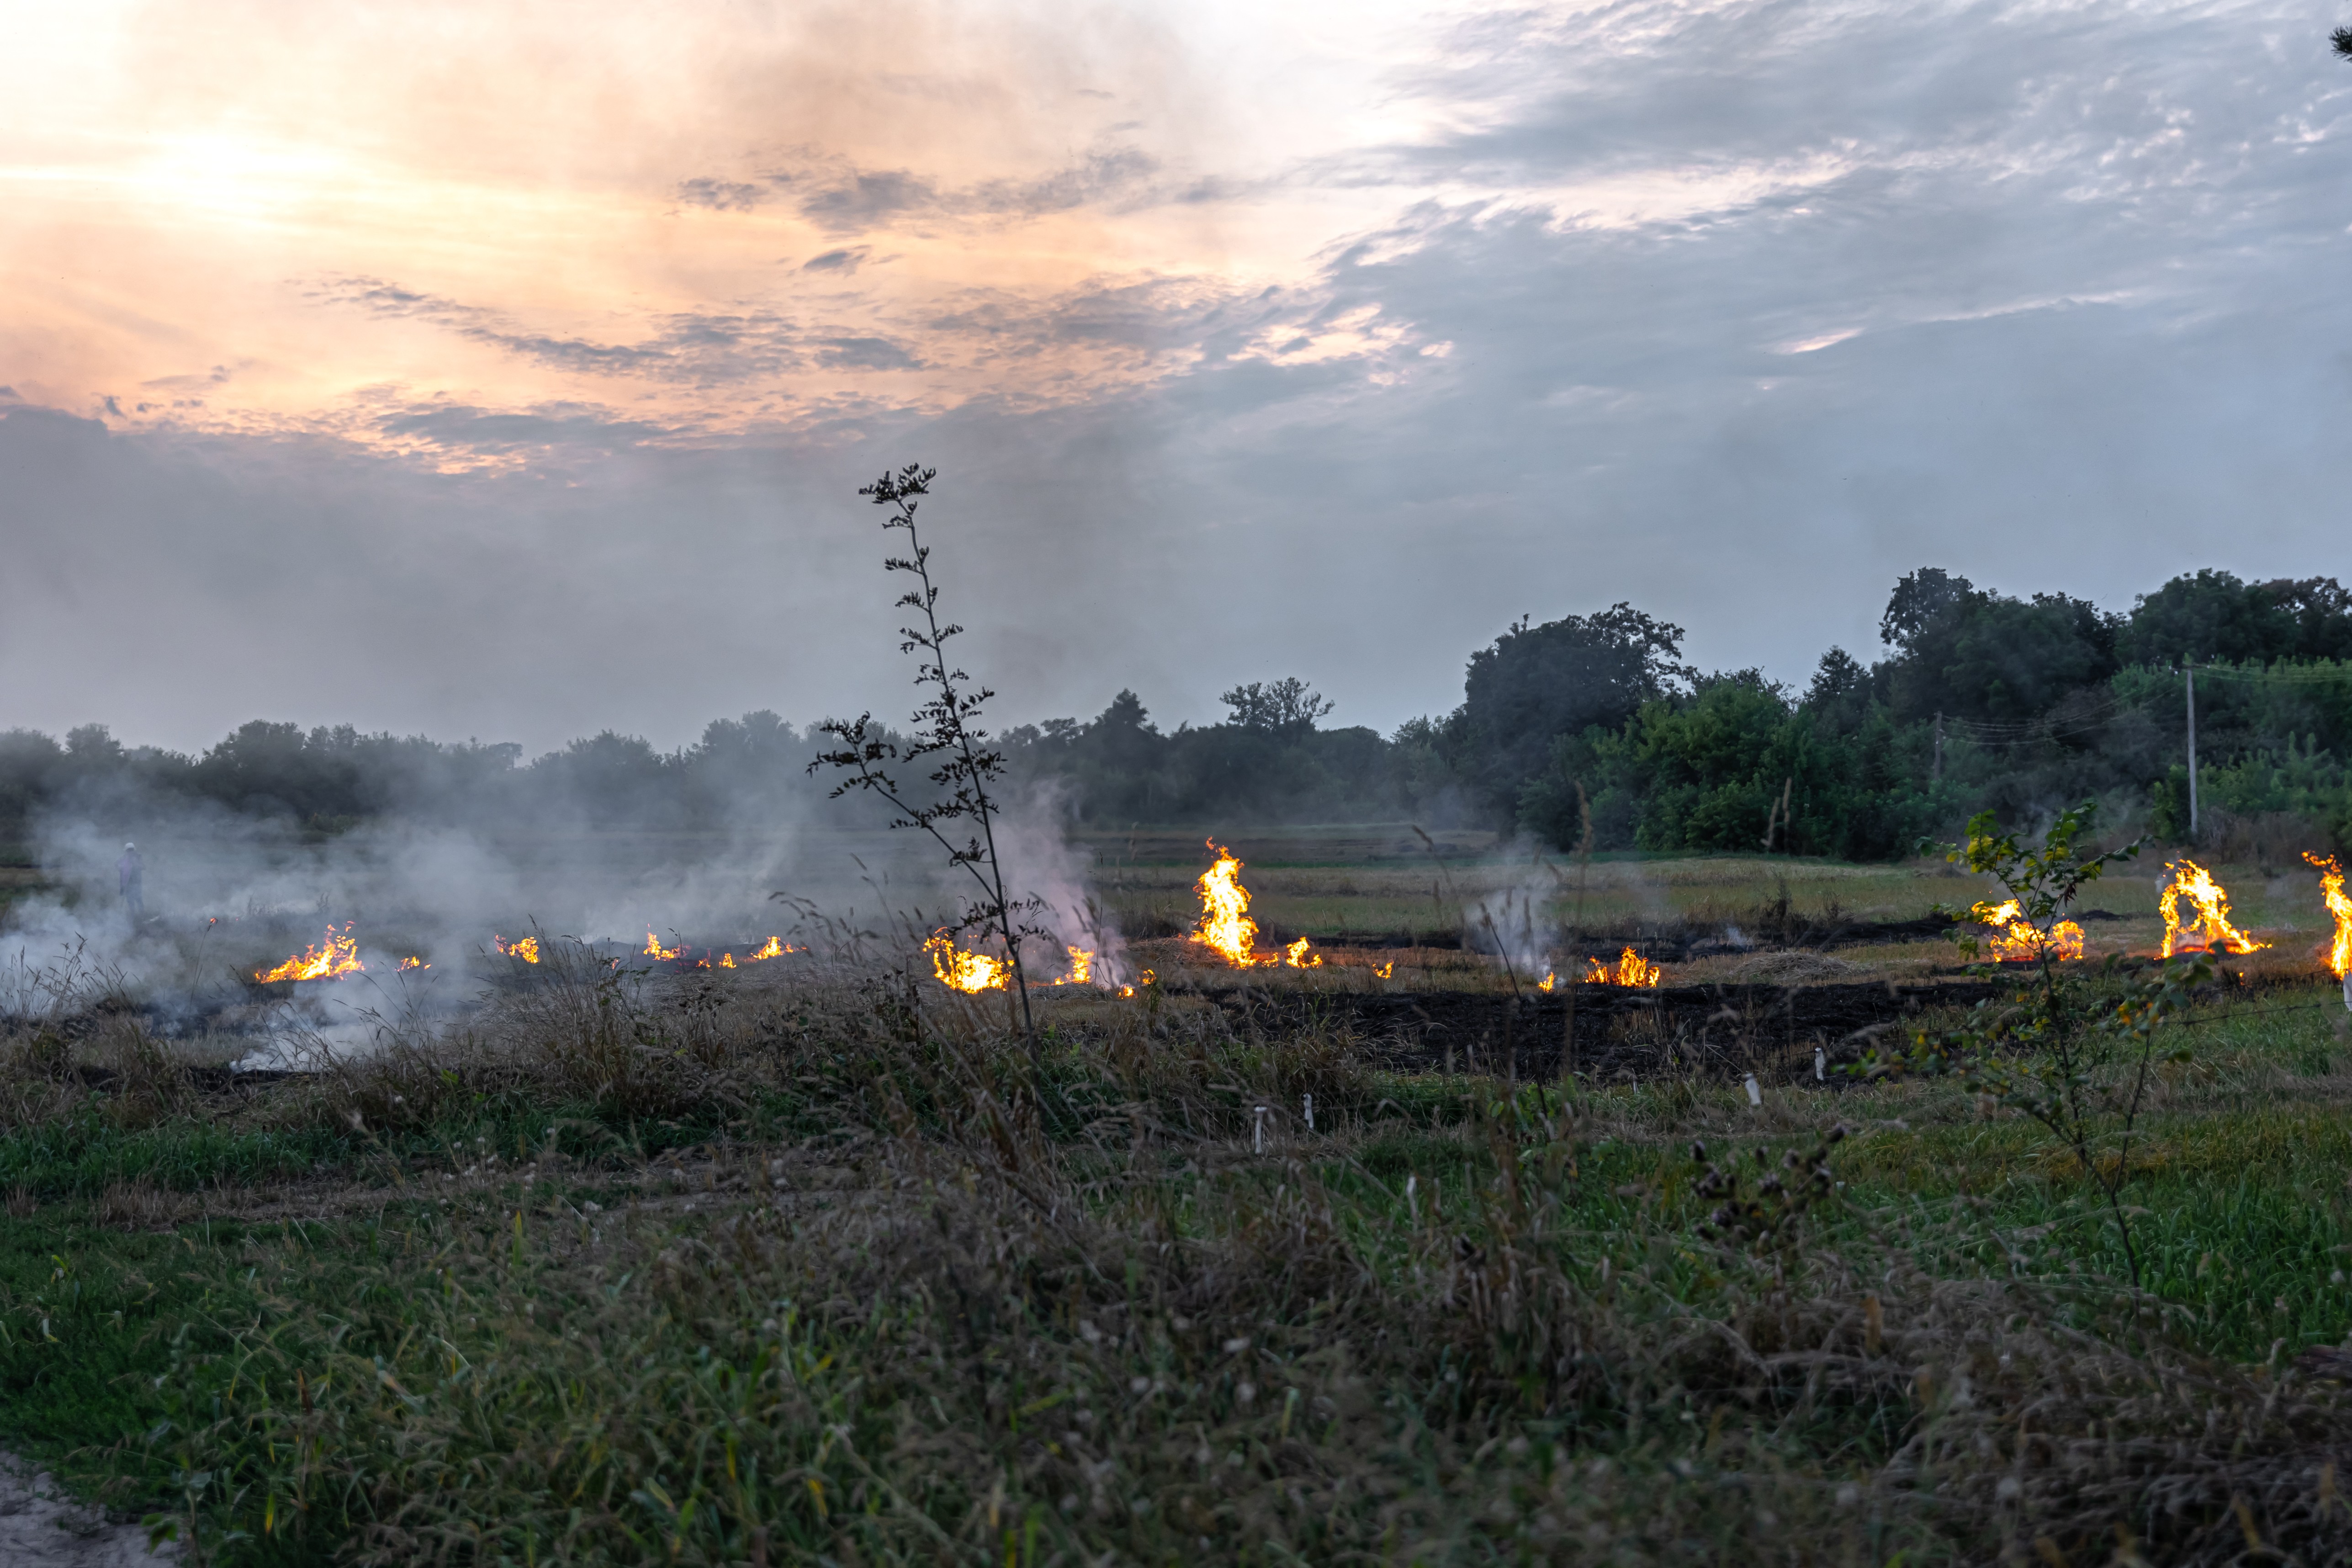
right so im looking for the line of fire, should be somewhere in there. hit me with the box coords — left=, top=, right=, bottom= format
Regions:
left=244, top=845, right=2352, bottom=998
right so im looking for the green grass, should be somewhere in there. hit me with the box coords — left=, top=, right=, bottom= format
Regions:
left=5, top=941, right=2352, bottom=1562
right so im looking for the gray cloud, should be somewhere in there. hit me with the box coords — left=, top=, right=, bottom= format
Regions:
left=679, top=146, right=1165, bottom=235
left=675, top=177, right=768, bottom=212
left=373, top=402, right=677, bottom=455
left=787, top=168, right=941, bottom=230
left=800, top=247, right=870, bottom=273
left=814, top=336, right=924, bottom=371
left=310, top=277, right=808, bottom=383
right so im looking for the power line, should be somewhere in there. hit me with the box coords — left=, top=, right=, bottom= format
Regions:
left=2185, top=662, right=2352, bottom=686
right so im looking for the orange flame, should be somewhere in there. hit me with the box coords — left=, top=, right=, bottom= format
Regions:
left=1967, top=900, right=2086, bottom=962
left=2306, top=853, right=2352, bottom=979
left=746, top=936, right=790, bottom=962
left=398, top=956, right=429, bottom=971
left=494, top=935, right=540, bottom=964
left=1376, top=961, right=1395, bottom=980
left=1186, top=843, right=1315, bottom=968
left=256, top=924, right=364, bottom=983
left=2158, top=859, right=2268, bottom=958
left=1584, top=947, right=1662, bottom=987
left=719, top=953, right=736, bottom=969
left=1192, top=843, right=1271, bottom=966
left=923, top=931, right=1010, bottom=992
left=1052, top=946, right=1095, bottom=986
left=1537, top=971, right=1556, bottom=992
left=644, top=932, right=686, bottom=961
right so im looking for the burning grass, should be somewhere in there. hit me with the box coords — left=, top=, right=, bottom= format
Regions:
left=0, top=935, right=2347, bottom=1563
left=4, top=836, right=2352, bottom=1561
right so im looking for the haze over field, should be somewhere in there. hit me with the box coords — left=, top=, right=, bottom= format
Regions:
left=5, top=0, right=2350, bottom=754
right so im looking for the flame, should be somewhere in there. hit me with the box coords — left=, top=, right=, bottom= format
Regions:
left=1191, top=843, right=1271, bottom=966
left=719, top=953, right=736, bottom=969
left=1537, top=970, right=1555, bottom=992
left=494, top=935, right=540, bottom=964
left=746, top=936, right=790, bottom=962
left=2158, top=859, right=2268, bottom=958
left=923, top=931, right=1010, bottom=992
left=398, top=956, right=429, bottom=971
left=1584, top=947, right=1662, bottom=987
left=1966, top=899, right=2086, bottom=962
left=1376, top=962, right=1395, bottom=980
left=256, top=924, right=364, bottom=983
left=1054, top=946, right=1094, bottom=986
left=1186, top=843, right=1315, bottom=968
left=2306, top=853, right=2352, bottom=978
left=644, top=932, right=686, bottom=961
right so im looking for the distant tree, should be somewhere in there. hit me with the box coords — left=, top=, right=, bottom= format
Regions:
left=2119, top=570, right=2352, bottom=668
left=1876, top=574, right=2119, bottom=725
left=532, top=731, right=678, bottom=827
left=1803, top=647, right=1872, bottom=737
left=2333, top=25, right=2352, bottom=58
left=1085, top=690, right=1160, bottom=773
left=64, top=724, right=123, bottom=765
left=1448, top=603, right=1690, bottom=825
left=1878, top=567, right=1981, bottom=652
left=1219, top=677, right=1334, bottom=733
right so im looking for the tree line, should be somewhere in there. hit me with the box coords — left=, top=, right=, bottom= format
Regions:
left=6, top=567, right=2351, bottom=857
left=990, top=567, right=2352, bottom=856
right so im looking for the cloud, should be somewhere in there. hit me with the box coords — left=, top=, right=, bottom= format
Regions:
left=735, top=145, right=1165, bottom=234
left=814, top=336, right=924, bottom=370
left=676, top=177, right=768, bottom=212
left=309, top=277, right=809, bottom=384
left=372, top=401, right=677, bottom=456
left=11, top=0, right=2352, bottom=753
left=800, top=246, right=870, bottom=273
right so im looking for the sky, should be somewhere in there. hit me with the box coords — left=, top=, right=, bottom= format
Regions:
left=3, top=0, right=2349, bottom=758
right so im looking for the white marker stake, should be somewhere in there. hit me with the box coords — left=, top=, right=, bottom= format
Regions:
left=1302, top=1093, right=1314, bottom=1132
left=1254, top=1106, right=1268, bottom=1153
left=1744, top=1073, right=1763, bottom=1108
left=1815, top=1046, right=1826, bottom=1082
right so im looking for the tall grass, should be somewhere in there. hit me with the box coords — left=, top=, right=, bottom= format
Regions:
left=0, top=951, right=2320, bottom=1563
left=3, top=932, right=2351, bottom=1562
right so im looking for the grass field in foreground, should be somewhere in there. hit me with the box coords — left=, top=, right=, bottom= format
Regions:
left=0, top=936, right=2347, bottom=1564
left=3, top=821, right=2352, bottom=1563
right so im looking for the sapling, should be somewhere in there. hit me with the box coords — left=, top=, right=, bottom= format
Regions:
left=810, top=465, right=1040, bottom=1046
left=1859, top=802, right=2206, bottom=1289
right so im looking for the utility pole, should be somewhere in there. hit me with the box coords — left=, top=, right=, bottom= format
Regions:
left=2185, top=663, right=2198, bottom=842
left=1932, top=712, right=1944, bottom=782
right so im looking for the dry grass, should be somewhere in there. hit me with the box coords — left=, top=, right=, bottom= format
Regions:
left=46, top=942, right=2341, bottom=1566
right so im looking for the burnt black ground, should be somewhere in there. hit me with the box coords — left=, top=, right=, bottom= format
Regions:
left=1199, top=978, right=2008, bottom=1084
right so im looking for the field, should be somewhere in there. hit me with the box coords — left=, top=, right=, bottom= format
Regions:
left=1, top=831, right=2351, bottom=1565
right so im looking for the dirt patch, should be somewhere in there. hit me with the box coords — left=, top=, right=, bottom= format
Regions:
left=1205, top=977, right=2007, bottom=1082
left=0, top=1456, right=175, bottom=1564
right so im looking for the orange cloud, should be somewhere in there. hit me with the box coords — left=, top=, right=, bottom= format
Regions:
left=1, top=0, right=1439, bottom=462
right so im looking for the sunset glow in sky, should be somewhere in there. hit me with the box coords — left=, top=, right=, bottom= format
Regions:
left=5, top=0, right=2350, bottom=752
